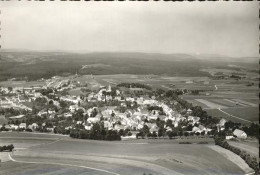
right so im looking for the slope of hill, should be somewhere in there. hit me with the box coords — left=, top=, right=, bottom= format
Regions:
left=0, top=51, right=257, bottom=81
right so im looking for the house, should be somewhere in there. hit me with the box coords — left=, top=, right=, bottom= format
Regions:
left=46, top=127, right=54, bottom=132
left=218, top=119, right=227, bottom=127
left=187, top=109, right=192, bottom=114
left=60, top=95, right=80, bottom=104
left=76, top=121, right=83, bottom=125
left=187, top=116, right=200, bottom=124
left=233, top=129, right=247, bottom=139
left=225, top=130, right=234, bottom=140
left=31, top=123, right=39, bottom=130
left=69, top=105, right=78, bottom=113
left=114, top=124, right=126, bottom=131
left=65, top=126, right=72, bottom=130
left=19, top=123, right=27, bottom=129
left=217, top=118, right=227, bottom=132
left=165, top=126, right=172, bottom=132
left=9, top=115, right=26, bottom=123
left=173, top=121, right=178, bottom=127
left=4, top=124, right=15, bottom=130
left=85, top=125, right=93, bottom=130
left=87, top=117, right=100, bottom=124
left=192, top=126, right=200, bottom=133
left=104, top=121, right=112, bottom=129
left=148, top=123, right=159, bottom=133
left=64, top=113, right=72, bottom=118
left=9, top=124, right=19, bottom=130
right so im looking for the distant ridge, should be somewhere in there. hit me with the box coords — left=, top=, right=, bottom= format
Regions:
left=0, top=50, right=258, bottom=63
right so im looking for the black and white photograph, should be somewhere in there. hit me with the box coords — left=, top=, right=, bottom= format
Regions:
left=0, top=1, right=259, bottom=175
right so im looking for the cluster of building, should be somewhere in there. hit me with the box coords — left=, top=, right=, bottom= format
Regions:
left=0, top=76, right=248, bottom=140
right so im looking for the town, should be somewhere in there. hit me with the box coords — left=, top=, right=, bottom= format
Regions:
left=0, top=74, right=253, bottom=142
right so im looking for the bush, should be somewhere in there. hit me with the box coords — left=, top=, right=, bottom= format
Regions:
left=179, top=142, right=192, bottom=144
left=0, top=144, right=14, bottom=152
left=197, top=142, right=208, bottom=144
left=25, top=128, right=33, bottom=132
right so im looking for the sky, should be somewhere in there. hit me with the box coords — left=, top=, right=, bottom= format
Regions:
left=0, top=1, right=259, bottom=57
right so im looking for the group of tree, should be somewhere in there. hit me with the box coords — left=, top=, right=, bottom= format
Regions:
left=137, top=130, right=205, bottom=139
left=36, top=88, right=54, bottom=96
left=242, top=123, right=259, bottom=138
left=54, top=126, right=70, bottom=135
left=117, top=83, right=152, bottom=90
left=69, top=122, right=121, bottom=141
left=214, top=136, right=259, bottom=174
left=147, top=105, right=163, bottom=112
left=0, top=107, right=22, bottom=117
left=0, top=144, right=14, bottom=152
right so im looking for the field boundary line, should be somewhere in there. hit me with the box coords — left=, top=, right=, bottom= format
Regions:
left=217, top=108, right=252, bottom=123
left=8, top=153, right=120, bottom=175
left=27, top=138, right=64, bottom=149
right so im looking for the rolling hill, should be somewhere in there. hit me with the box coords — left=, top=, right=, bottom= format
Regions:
left=0, top=51, right=258, bottom=81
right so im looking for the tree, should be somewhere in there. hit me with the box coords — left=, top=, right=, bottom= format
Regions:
left=184, top=132, right=189, bottom=137
left=119, top=129, right=124, bottom=136
left=172, top=132, right=177, bottom=137
left=166, top=119, right=173, bottom=127
left=187, top=124, right=193, bottom=131
left=143, top=125, right=150, bottom=136
left=8, top=87, right=13, bottom=92
left=158, top=128, right=164, bottom=137
left=178, top=131, right=183, bottom=137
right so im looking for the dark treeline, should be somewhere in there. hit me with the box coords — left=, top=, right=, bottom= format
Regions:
left=242, top=123, right=259, bottom=138
left=214, top=136, right=259, bottom=174
left=69, top=122, right=121, bottom=141
left=117, top=83, right=152, bottom=90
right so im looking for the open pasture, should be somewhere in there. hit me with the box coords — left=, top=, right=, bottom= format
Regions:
left=206, top=99, right=243, bottom=108
left=0, top=132, right=253, bottom=175
left=185, top=99, right=210, bottom=108
left=228, top=140, right=259, bottom=159
left=231, top=99, right=258, bottom=107
left=0, top=80, right=45, bottom=88
left=0, top=132, right=68, bottom=149
left=204, top=108, right=256, bottom=124
left=194, top=99, right=227, bottom=109
left=76, top=75, right=216, bottom=91
left=1, top=161, right=114, bottom=175
left=222, top=107, right=259, bottom=123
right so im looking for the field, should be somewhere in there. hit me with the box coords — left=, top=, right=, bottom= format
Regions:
left=181, top=78, right=258, bottom=124
left=74, top=75, right=215, bottom=91
left=204, top=109, right=249, bottom=124
left=0, top=80, right=45, bottom=88
left=0, top=132, right=253, bottom=175
left=222, top=107, right=259, bottom=123
left=228, top=140, right=259, bottom=159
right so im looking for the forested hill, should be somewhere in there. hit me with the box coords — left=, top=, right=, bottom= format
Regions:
left=0, top=51, right=257, bottom=81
